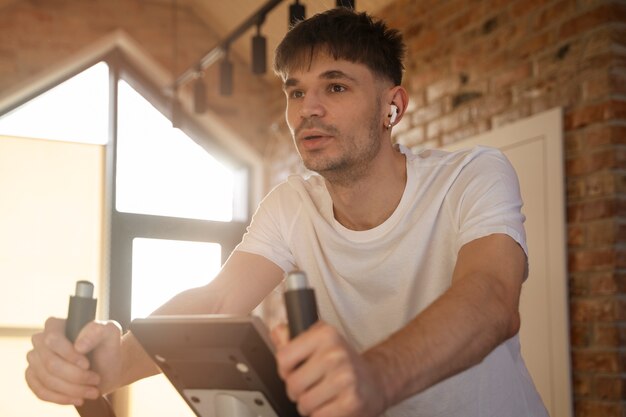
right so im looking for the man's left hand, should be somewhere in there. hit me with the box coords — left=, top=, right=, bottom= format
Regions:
left=271, top=321, right=387, bottom=417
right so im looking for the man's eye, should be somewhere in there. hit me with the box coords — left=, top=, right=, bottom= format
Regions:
left=289, top=90, right=304, bottom=99
left=329, top=84, right=346, bottom=93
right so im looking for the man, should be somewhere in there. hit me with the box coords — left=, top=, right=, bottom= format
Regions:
left=26, top=8, right=548, bottom=417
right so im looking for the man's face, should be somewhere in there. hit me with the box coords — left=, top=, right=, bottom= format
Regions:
left=282, top=53, right=388, bottom=181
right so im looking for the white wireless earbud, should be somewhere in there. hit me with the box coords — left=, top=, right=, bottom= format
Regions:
left=389, top=104, right=399, bottom=124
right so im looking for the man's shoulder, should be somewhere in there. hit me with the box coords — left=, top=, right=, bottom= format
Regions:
left=404, top=144, right=506, bottom=167
left=266, top=173, right=325, bottom=196
left=259, top=173, right=327, bottom=210
left=286, top=173, right=325, bottom=188
left=403, top=145, right=516, bottom=198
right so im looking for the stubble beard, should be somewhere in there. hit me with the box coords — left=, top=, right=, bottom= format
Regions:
left=298, top=103, right=383, bottom=186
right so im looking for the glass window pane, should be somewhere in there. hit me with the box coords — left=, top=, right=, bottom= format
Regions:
left=0, top=62, right=109, bottom=145
left=0, top=137, right=104, bottom=328
left=116, top=80, right=235, bottom=221
left=0, top=336, right=77, bottom=417
left=130, top=238, right=222, bottom=417
left=131, top=238, right=221, bottom=319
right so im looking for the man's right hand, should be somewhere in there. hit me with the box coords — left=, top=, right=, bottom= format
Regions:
left=25, top=317, right=122, bottom=406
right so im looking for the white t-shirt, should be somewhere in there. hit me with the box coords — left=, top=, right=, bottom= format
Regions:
left=236, top=145, right=548, bottom=417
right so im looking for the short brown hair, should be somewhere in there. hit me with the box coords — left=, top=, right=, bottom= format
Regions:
left=274, top=8, right=406, bottom=86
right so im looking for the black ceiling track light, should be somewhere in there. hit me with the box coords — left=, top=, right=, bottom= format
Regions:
left=289, top=0, right=306, bottom=28
left=220, top=46, right=234, bottom=96
left=193, top=65, right=207, bottom=113
left=336, top=0, right=355, bottom=9
left=170, top=0, right=354, bottom=114
left=171, top=0, right=282, bottom=110
left=252, top=18, right=267, bottom=75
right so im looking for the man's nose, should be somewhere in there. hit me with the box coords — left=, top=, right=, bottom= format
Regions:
left=299, top=91, right=326, bottom=119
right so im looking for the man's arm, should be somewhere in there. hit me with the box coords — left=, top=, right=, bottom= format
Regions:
left=26, top=251, right=284, bottom=404
left=364, top=233, right=525, bottom=407
left=114, top=251, right=285, bottom=391
left=273, top=233, right=525, bottom=417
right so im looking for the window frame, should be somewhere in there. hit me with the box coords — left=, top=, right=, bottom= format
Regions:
left=108, top=51, right=252, bottom=330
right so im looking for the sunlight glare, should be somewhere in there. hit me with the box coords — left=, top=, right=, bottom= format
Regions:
left=131, top=238, right=222, bottom=319
left=116, top=80, right=235, bottom=221
left=0, top=62, right=109, bottom=144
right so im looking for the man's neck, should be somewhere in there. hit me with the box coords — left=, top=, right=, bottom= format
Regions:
left=325, top=145, right=407, bottom=231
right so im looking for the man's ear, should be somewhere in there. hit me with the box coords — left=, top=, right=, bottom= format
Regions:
left=386, top=86, right=409, bottom=127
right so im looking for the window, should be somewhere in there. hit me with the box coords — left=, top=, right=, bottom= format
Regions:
left=116, top=80, right=235, bottom=222
left=131, top=238, right=222, bottom=319
left=0, top=52, right=251, bottom=417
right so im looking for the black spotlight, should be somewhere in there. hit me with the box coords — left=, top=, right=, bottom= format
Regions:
left=289, top=0, right=305, bottom=28
left=336, top=0, right=355, bottom=8
left=220, top=52, right=233, bottom=96
left=193, top=72, right=206, bottom=114
left=252, top=24, right=267, bottom=75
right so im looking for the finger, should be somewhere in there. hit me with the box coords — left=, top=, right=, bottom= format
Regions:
left=74, top=321, right=106, bottom=354
left=276, top=338, right=313, bottom=380
left=43, top=316, right=66, bottom=333
left=37, top=318, right=90, bottom=369
left=299, top=362, right=359, bottom=416
left=308, top=399, right=345, bottom=417
left=287, top=366, right=325, bottom=403
left=95, top=321, right=123, bottom=351
left=286, top=342, right=350, bottom=402
left=25, top=366, right=83, bottom=406
left=74, top=320, right=121, bottom=355
left=275, top=321, right=322, bottom=364
left=27, top=347, right=101, bottom=390
left=305, top=385, right=365, bottom=417
left=25, top=363, right=100, bottom=405
left=270, top=323, right=290, bottom=350
left=276, top=322, right=338, bottom=377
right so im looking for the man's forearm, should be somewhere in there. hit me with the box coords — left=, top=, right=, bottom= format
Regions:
left=364, top=271, right=521, bottom=408
left=110, top=252, right=285, bottom=392
left=112, top=331, right=160, bottom=393
left=111, top=285, right=226, bottom=392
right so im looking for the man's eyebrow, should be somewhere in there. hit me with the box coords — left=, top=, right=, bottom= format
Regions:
left=283, top=78, right=298, bottom=89
left=283, top=70, right=358, bottom=90
left=320, top=70, right=358, bottom=83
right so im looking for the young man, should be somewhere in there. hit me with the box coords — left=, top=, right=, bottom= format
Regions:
left=26, top=8, right=548, bottom=417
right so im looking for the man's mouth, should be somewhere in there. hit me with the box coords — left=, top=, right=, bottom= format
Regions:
left=299, top=133, right=333, bottom=150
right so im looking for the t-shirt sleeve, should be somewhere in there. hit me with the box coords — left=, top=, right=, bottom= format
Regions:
left=234, top=185, right=298, bottom=273
left=449, top=148, right=528, bottom=258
